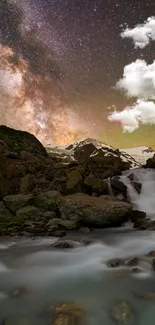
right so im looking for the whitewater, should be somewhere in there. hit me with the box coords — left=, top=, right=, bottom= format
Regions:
left=1, top=168, right=155, bottom=324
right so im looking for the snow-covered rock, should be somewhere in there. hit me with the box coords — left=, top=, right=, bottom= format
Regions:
left=121, top=146, right=155, bottom=164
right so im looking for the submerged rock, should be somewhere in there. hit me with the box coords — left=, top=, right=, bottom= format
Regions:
left=51, top=240, right=82, bottom=249
left=112, top=300, right=135, bottom=325
left=107, top=259, right=125, bottom=268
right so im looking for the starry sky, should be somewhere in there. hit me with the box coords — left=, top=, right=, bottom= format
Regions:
left=0, top=0, right=155, bottom=147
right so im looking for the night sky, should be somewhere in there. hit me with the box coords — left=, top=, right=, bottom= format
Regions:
left=0, top=0, right=155, bottom=147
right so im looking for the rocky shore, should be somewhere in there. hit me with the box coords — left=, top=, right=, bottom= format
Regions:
left=0, top=125, right=154, bottom=237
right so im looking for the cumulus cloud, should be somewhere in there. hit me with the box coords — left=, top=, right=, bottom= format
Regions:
left=116, top=59, right=155, bottom=99
left=108, top=100, right=155, bottom=132
left=121, top=16, right=155, bottom=48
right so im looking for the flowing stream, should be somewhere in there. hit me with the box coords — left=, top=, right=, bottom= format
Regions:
left=1, top=168, right=155, bottom=325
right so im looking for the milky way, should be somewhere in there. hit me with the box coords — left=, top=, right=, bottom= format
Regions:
left=0, top=0, right=155, bottom=146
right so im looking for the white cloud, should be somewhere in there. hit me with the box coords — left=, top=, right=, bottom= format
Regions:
left=108, top=100, right=155, bottom=132
left=121, top=16, right=155, bottom=48
left=116, top=59, right=155, bottom=99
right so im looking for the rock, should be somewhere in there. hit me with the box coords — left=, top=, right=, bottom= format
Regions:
left=46, top=218, right=62, bottom=230
left=0, top=125, right=47, bottom=156
left=79, top=238, right=95, bottom=245
left=66, top=169, right=83, bottom=194
left=133, top=182, right=142, bottom=194
left=126, top=258, right=139, bottom=266
left=130, top=210, right=146, bottom=223
left=34, top=190, right=60, bottom=212
left=145, top=154, right=155, bottom=168
left=0, top=201, right=13, bottom=217
left=59, top=194, right=132, bottom=228
left=52, top=302, right=87, bottom=321
left=132, top=267, right=143, bottom=273
left=78, top=227, right=90, bottom=233
left=51, top=240, right=82, bottom=249
left=58, top=220, right=78, bottom=230
left=16, top=206, right=42, bottom=219
left=152, top=258, right=155, bottom=271
left=50, top=230, right=66, bottom=237
left=4, top=151, right=19, bottom=159
left=112, top=300, right=135, bottom=325
left=42, top=211, right=56, bottom=218
left=148, top=251, right=155, bottom=256
left=0, top=140, right=8, bottom=154
left=110, top=177, right=127, bottom=198
left=20, top=150, right=37, bottom=161
left=107, top=259, right=125, bottom=268
left=84, top=173, right=106, bottom=194
left=52, top=314, right=74, bottom=325
left=20, top=174, right=36, bottom=193
left=3, top=194, right=34, bottom=214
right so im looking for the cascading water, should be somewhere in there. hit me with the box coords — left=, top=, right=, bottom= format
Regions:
left=120, top=168, right=155, bottom=219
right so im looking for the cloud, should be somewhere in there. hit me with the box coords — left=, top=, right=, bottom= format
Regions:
left=108, top=100, right=155, bottom=132
left=121, top=16, right=155, bottom=48
left=116, top=59, right=155, bottom=99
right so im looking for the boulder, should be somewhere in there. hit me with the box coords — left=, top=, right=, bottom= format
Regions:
left=84, top=173, right=107, bottom=194
left=66, top=169, right=83, bottom=194
left=51, top=240, right=82, bottom=249
left=0, top=125, right=47, bottom=156
left=110, top=177, right=127, bottom=198
left=20, top=174, right=36, bottom=193
left=0, top=201, right=13, bottom=217
left=16, top=206, right=42, bottom=219
left=130, top=210, right=146, bottom=223
left=58, top=220, right=78, bottom=230
left=0, top=140, right=8, bottom=154
left=59, top=194, right=132, bottom=227
left=34, top=191, right=60, bottom=212
left=3, top=194, right=34, bottom=214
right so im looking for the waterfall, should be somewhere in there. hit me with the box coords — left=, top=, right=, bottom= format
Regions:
left=106, top=177, right=114, bottom=196
left=120, top=168, right=155, bottom=219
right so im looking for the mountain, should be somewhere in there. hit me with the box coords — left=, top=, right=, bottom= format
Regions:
left=121, top=146, right=155, bottom=164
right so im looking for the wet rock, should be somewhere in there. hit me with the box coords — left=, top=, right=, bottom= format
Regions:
left=132, top=267, right=143, bottom=273
left=110, top=177, right=127, bottom=198
left=112, top=300, right=135, bottom=325
left=126, top=258, right=139, bottom=266
left=148, top=250, right=155, bottom=256
left=52, top=302, right=87, bottom=321
left=46, top=218, right=61, bottom=230
left=34, top=190, right=60, bottom=212
left=3, top=194, right=34, bottom=214
left=78, top=227, right=90, bottom=233
left=152, top=258, right=155, bottom=271
left=107, top=259, right=125, bottom=268
left=84, top=173, right=106, bottom=194
left=130, top=210, right=146, bottom=223
left=66, top=169, right=83, bottom=194
left=16, top=206, right=42, bottom=219
left=59, top=194, right=132, bottom=228
left=20, top=174, right=35, bottom=193
left=79, top=238, right=95, bottom=245
left=52, top=314, right=74, bottom=325
left=133, top=182, right=141, bottom=194
left=51, top=240, right=82, bottom=249
left=50, top=230, right=67, bottom=238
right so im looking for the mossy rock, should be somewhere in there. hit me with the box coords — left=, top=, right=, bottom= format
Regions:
left=0, top=125, right=47, bottom=156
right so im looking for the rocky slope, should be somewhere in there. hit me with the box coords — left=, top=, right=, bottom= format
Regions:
left=0, top=126, right=145, bottom=236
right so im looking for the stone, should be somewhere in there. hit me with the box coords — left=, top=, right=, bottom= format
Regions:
left=0, top=125, right=47, bottom=156
left=126, top=258, right=139, bottom=266
left=58, top=220, right=78, bottom=230
left=52, top=314, right=74, bottom=325
left=3, top=194, right=34, bottom=214
left=46, top=218, right=61, bottom=230
left=51, top=240, right=82, bottom=249
left=66, top=169, right=83, bottom=194
left=0, top=140, right=8, bottom=154
left=34, top=190, right=60, bottom=211
left=42, top=211, right=56, bottom=218
left=79, top=227, right=90, bottom=233
left=52, top=302, right=87, bottom=321
left=110, top=177, right=127, bottom=198
left=59, top=194, right=132, bottom=228
left=20, top=174, right=36, bottom=193
left=107, top=259, right=125, bottom=268
left=50, top=230, right=66, bottom=237
left=152, top=258, right=155, bottom=271
left=16, top=206, right=42, bottom=219
left=148, top=250, right=155, bottom=256
left=84, top=173, right=106, bottom=194
left=0, top=201, right=13, bottom=217
left=130, top=210, right=146, bottom=223
left=112, top=300, right=135, bottom=325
